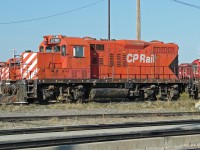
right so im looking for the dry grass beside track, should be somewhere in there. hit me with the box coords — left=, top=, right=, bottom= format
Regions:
left=0, top=93, right=200, bottom=129
left=0, top=93, right=198, bottom=112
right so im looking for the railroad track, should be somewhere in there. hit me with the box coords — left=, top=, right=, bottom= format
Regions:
left=0, top=120, right=200, bottom=149
left=1, top=111, right=200, bottom=122
left=0, top=119, right=200, bottom=136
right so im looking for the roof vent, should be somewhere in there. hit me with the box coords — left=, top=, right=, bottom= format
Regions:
left=25, top=50, right=32, bottom=52
left=83, top=37, right=96, bottom=40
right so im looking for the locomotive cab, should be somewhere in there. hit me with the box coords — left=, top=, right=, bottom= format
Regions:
left=38, top=35, right=91, bottom=79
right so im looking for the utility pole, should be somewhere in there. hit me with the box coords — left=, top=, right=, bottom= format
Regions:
left=13, top=49, right=16, bottom=58
left=136, top=0, right=141, bottom=40
left=108, top=0, right=110, bottom=41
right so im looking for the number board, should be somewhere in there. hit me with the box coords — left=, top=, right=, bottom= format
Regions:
left=50, top=38, right=61, bottom=44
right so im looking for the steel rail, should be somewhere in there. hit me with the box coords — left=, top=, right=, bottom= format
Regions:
left=0, top=119, right=200, bottom=136
left=1, top=112, right=200, bottom=122
left=0, top=125, right=200, bottom=149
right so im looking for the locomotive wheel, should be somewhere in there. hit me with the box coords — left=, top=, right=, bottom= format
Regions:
left=168, top=89, right=179, bottom=101
left=129, top=89, right=145, bottom=102
left=145, top=90, right=157, bottom=101
left=76, top=98, right=83, bottom=103
left=159, top=94, right=168, bottom=101
left=39, top=99, right=49, bottom=105
left=37, top=91, right=49, bottom=105
left=193, top=89, right=199, bottom=100
left=62, top=98, right=71, bottom=104
left=27, top=98, right=35, bottom=104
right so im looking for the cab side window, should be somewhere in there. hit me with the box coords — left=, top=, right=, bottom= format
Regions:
left=90, top=44, right=95, bottom=50
left=96, top=44, right=104, bottom=51
left=54, top=46, right=60, bottom=52
left=39, top=46, right=44, bottom=52
left=46, top=46, right=52, bottom=52
left=62, top=45, right=66, bottom=56
left=73, top=46, right=84, bottom=57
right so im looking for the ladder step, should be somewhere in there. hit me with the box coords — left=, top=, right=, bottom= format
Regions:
left=27, top=92, right=34, bottom=94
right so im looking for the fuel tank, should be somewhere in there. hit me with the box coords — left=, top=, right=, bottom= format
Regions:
left=90, top=88, right=129, bottom=99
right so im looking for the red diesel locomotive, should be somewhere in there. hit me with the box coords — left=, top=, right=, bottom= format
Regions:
left=0, top=35, right=190, bottom=103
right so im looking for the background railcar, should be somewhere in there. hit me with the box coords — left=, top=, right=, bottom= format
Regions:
left=179, top=60, right=200, bottom=79
left=179, top=63, right=194, bottom=79
left=192, top=59, right=200, bottom=79
left=0, top=62, right=6, bottom=80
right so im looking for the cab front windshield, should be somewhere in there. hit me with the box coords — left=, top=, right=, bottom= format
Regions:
left=39, top=45, right=66, bottom=56
left=45, top=46, right=60, bottom=52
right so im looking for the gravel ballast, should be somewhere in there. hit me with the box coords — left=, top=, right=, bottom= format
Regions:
left=0, top=96, right=200, bottom=129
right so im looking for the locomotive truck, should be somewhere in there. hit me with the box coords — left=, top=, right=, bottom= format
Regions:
left=0, top=35, right=195, bottom=103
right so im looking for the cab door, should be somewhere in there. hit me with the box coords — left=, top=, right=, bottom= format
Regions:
left=90, top=44, right=99, bottom=79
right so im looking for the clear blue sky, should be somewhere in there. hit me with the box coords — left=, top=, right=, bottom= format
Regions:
left=0, top=0, right=200, bottom=63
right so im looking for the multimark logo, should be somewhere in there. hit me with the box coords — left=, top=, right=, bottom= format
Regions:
left=126, top=54, right=156, bottom=63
